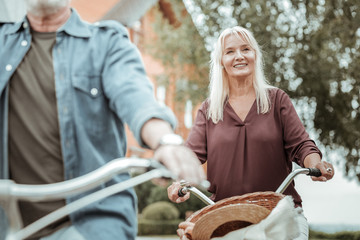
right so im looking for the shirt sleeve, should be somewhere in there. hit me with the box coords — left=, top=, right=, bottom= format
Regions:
left=100, top=23, right=176, bottom=147
left=185, top=102, right=208, bottom=164
left=277, top=89, right=322, bottom=167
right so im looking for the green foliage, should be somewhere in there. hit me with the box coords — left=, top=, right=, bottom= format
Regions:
left=173, top=190, right=212, bottom=219
left=134, top=177, right=211, bottom=219
left=135, top=180, right=210, bottom=236
left=142, top=201, right=180, bottom=220
left=146, top=0, right=210, bottom=105
left=193, top=0, right=360, bottom=180
left=148, top=0, right=360, bottom=181
left=138, top=218, right=181, bottom=235
left=310, top=229, right=360, bottom=240
left=134, top=178, right=156, bottom=213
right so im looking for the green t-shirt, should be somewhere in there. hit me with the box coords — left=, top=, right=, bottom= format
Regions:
left=8, top=29, right=69, bottom=239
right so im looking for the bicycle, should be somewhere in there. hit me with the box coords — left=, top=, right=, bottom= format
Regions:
left=0, top=158, right=323, bottom=240
left=177, top=168, right=322, bottom=240
left=0, top=158, right=176, bottom=240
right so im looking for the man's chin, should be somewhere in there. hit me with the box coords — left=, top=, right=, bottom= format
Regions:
left=26, top=0, right=69, bottom=17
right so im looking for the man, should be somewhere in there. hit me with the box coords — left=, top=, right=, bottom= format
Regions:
left=0, top=0, right=205, bottom=239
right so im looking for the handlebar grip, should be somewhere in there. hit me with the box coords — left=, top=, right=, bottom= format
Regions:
left=307, top=168, right=322, bottom=177
left=178, top=187, right=187, bottom=197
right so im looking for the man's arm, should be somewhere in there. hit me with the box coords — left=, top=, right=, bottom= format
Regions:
left=141, top=118, right=174, bottom=150
left=141, top=118, right=206, bottom=184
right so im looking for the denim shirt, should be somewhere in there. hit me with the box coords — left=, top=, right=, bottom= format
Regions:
left=0, top=10, right=176, bottom=240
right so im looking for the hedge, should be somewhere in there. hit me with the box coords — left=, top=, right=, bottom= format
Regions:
left=142, top=201, right=180, bottom=221
left=138, top=218, right=182, bottom=235
left=309, top=230, right=360, bottom=240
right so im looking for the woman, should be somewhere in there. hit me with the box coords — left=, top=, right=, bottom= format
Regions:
left=168, top=26, right=334, bottom=240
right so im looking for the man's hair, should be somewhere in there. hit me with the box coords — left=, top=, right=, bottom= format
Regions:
left=207, top=26, right=274, bottom=123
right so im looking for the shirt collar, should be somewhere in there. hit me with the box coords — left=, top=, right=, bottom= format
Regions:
left=58, top=8, right=91, bottom=38
left=3, top=18, right=28, bottom=35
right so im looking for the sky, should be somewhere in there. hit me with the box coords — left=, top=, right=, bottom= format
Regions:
left=294, top=163, right=360, bottom=225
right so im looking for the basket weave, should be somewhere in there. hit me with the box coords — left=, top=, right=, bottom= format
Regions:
left=182, top=191, right=285, bottom=240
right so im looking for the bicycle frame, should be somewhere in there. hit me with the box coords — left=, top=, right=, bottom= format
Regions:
left=0, top=158, right=175, bottom=240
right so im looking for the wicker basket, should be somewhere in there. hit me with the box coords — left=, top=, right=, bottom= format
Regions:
left=182, top=191, right=285, bottom=240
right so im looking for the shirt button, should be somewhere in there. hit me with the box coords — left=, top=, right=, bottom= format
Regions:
left=21, top=40, right=28, bottom=47
left=23, top=22, right=28, bottom=28
left=90, top=88, right=98, bottom=96
left=5, top=64, right=12, bottom=71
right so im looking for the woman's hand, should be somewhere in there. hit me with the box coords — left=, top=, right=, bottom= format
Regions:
left=167, top=181, right=191, bottom=203
left=310, top=160, right=335, bottom=181
left=177, top=221, right=195, bottom=240
left=304, top=153, right=334, bottom=181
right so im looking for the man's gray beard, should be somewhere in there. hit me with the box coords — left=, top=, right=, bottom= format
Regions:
left=25, top=0, right=70, bottom=16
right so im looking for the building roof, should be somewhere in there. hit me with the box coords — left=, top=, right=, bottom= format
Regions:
left=71, top=0, right=159, bottom=25
left=101, top=0, right=158, bottom=27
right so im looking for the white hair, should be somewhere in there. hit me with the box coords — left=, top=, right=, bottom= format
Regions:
left=25, top=0, right=71, bottom=16
left=207, top=26, right=274, bottom=123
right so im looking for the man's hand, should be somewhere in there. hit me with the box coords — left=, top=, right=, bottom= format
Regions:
left=154, top=145, right=206, bottom=185
left=141, top=119, right=206, bottom=185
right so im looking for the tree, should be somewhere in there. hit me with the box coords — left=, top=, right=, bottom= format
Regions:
left=146, top=0, right=210, bottom=106
left=148, top=0, right=360, bottom=180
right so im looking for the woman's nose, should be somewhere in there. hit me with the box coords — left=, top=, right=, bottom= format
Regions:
left=235, top=50, right=244, bottom=60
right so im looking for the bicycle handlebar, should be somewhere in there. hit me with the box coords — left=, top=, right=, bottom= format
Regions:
left=178, top=167, right=322, bottom=206
left=0, top=157, right=175, bottom=240
left=0, top=158, right=169, bottom=201
left=178, top=180, right=215, bottom=205
left=275, top=167, right=321, bottom=193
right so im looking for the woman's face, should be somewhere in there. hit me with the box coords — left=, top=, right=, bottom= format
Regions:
left=221, top=33, right=256, bottom=81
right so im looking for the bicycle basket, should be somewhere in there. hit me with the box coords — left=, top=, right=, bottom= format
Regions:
left=183, top=191, right=285, bottom=240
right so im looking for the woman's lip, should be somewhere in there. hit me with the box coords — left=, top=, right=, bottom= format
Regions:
left=233, top=63, right=247, bottom=67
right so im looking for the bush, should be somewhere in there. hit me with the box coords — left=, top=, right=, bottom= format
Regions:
left=134, top=178, right=211, bottom=219
left=138, top=218, right=182, bottom=235
left=309, top=229, right=360, bottom=240
left=134, top=177, right=156, bottom=213
left=138, top=201, right=182, bottom=235
left=175, top=190, right=212, bottom=219
left=142, top=201, right=180, bottom=221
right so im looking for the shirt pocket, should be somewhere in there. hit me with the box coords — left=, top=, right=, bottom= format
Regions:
left=72, top=75, right=103, bottom=98
left=71, top=75, right=111, bottom=135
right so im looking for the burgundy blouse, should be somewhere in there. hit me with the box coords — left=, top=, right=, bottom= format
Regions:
left=186, top=88, right=322, bottom=206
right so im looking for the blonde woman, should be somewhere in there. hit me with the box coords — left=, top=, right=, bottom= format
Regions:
left=168, top=26, right=334, bottom=240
